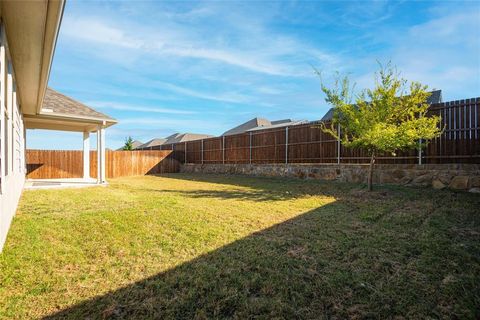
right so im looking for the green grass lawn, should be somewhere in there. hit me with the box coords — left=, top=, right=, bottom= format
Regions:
left=0, top=174, right=479, bottom=319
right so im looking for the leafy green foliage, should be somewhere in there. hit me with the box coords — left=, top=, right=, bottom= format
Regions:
left=122, top=136, right=134, bottom=151
left=320, top=64, right=442, bottom=156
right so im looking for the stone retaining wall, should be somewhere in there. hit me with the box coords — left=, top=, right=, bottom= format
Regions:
left=180, top=163, right=480, bottom=193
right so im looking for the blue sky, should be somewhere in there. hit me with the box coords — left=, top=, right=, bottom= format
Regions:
left=27, top=0, right=480, bottom=150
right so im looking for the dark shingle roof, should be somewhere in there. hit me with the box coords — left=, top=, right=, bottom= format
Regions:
left=427, top=90, right=442, bottom=104
left=42, top=87, right=116, bottom=122
left=320, top=109, right=334, bottom=121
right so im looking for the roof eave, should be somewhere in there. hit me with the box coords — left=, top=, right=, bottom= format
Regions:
left=34, top=111, right=117, bottom=127
left=35, top=0, right=66, bottom=114
left=0, top=0, right=65, bottom=115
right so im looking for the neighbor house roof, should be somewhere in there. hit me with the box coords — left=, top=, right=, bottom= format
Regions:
left=321, top=90, right=443, bottom=121
left=223, top=117, right=307, bottom=135
left=164, top=133, right=214, bottom=144
left=427, top=90, right=442, bottom=105
left=131, top=140, right=144, bottom=149
left=42, top=88, right=116, bottom=122
left=247, top=119, right=308, bottom=132
left=320, top=109, right=335, bottom=121
left=136, top=138, right=167, bottom=149
left=222, top=118, right=271, bottom=136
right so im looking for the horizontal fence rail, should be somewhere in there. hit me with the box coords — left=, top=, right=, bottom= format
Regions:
left=26, top=150, right=180, bottom=179
left=138, top=98, right=480, bottom=165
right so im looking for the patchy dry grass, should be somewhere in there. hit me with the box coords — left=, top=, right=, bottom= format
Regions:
left=0, top=174, right=479, bottom=319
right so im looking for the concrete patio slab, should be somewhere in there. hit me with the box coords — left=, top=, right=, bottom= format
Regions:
left=24, top=178, right=105, bottom=190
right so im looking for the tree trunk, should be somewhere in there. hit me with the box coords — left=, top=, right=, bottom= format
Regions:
left=368, top=152, right=375, bottom=191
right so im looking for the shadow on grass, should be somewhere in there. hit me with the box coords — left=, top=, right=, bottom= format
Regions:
left=158, top=188, right=294, bottom=201
left=44, top=176, right=480, bottom=319
left=138, top=172, right=428, bottom=204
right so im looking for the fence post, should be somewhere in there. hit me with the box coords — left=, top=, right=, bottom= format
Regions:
left=337, top=124, right=341, bottom=164
left=285, top=127, right=289, bottom=165
left=249, top=132, right=252, bottom=164
left=418, top=112, right=422, bottom=165
left=222, top=136, right=225, bottom=164
left=418, top=140, right=422, bottom=165
left=184, top=141, right=187, bottom=165
left=201, top=139, right=204, bottom=165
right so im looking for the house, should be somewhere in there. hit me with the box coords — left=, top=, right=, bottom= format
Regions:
left=135, top=138, right=167, bottom=150
left=116, top=140, right=143, bottom=150
left=222, top=117, right=307, bottom=136
left=163, top=133, right=214, bottom=144
left=0, top=1, right=116, bottom=251
left=320, top=90, right=443, bottom=121
left=135, top=133, right=213, bottom=150
left=246, top=119, right=308, bottom=133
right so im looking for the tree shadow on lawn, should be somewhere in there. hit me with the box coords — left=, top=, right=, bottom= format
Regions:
left=44, top=179, right=480, bottom=319
left=139, top=173, right=416, bottom=203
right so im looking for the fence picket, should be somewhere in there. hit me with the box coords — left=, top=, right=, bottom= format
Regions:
left=27, top=150, right=179, bottom=179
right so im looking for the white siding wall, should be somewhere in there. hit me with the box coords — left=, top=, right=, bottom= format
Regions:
left=0, top=24, right=26, bottom=252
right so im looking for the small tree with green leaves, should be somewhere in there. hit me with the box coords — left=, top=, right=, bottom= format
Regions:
left=122, top=136, right=134, bottom=151
left=319, top=64, right=442, bottom=191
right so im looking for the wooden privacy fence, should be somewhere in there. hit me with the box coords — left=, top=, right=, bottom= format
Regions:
left=26, top=150, right=179, bottom=179
left=139, top=98, right=480, bottom=164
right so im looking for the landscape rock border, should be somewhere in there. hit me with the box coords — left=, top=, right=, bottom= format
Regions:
left=181, top=163, right=480, bottom=193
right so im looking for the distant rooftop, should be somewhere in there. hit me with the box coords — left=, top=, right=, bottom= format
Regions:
left=136, top=138, right=167, bottom=149
left=164, top=133, right=214, bottom=144
left=222, top=117, right=307, bottom=136
left=247, top=119, right=308, bottom=132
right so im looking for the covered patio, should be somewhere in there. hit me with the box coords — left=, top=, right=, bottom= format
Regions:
left=24, top=88, right=116, bottom=188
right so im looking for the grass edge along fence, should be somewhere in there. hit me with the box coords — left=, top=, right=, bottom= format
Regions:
left=141, top=98, right=480, bottom=165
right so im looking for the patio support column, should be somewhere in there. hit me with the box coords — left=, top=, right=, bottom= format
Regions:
left=83, top=131, right=90, bottom=179
left=96, top=125, right=106, bottom=184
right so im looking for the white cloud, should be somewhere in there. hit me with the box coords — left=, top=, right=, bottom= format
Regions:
left=409, top=11, right=480, bottom=45
left=118, top=117, right=214, bottom=130
left=339, top=1, right=396, bottom=28
left=60, top=12, right=339, bottom=77
left=87, top=101, right=197, bottom=115
left=347, top=8, right=480, bottom=100
left=161, top=47, right=294, bottom=76
left=62, top=17, right=143, bottom=49
left=392, top=10, right=480, bottom=99
left=151, top=81, right=251, bottom=104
